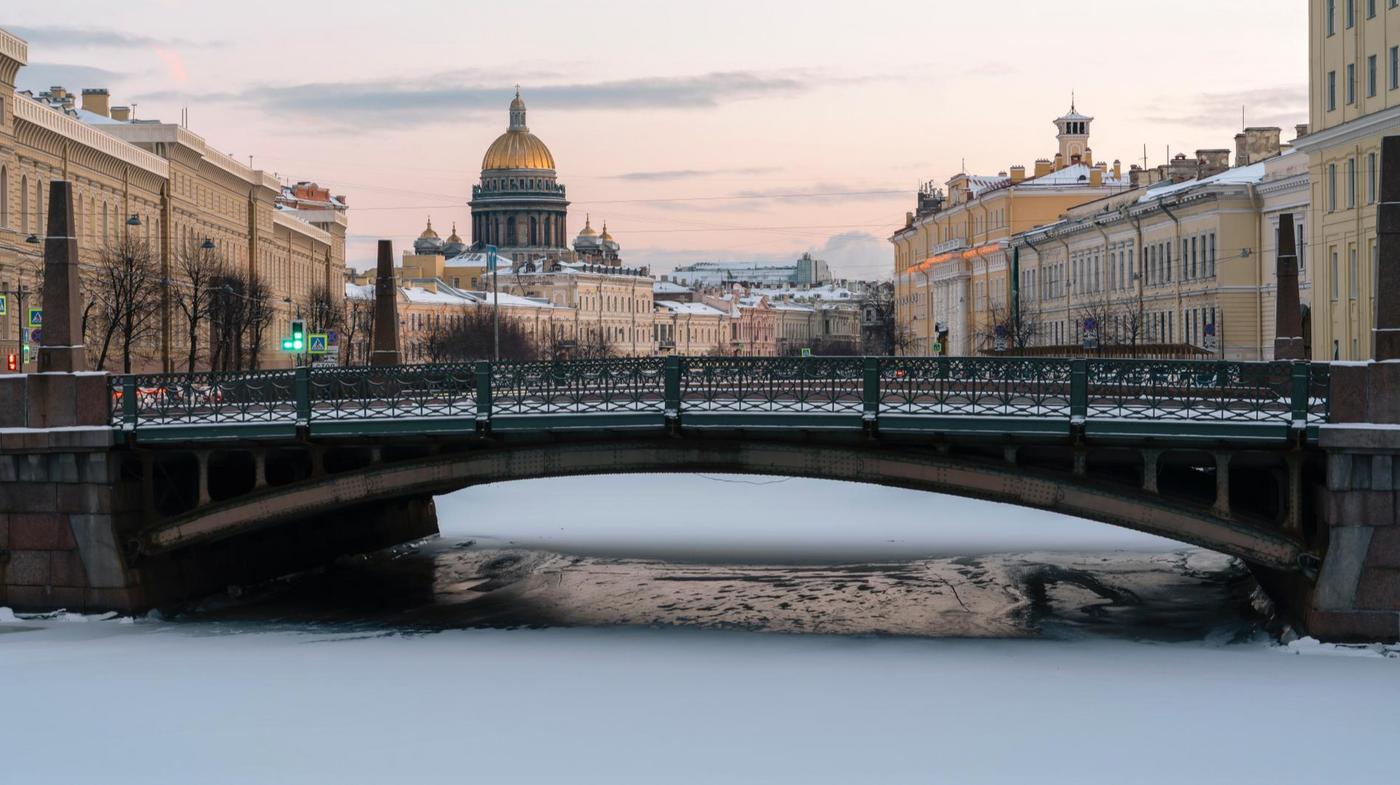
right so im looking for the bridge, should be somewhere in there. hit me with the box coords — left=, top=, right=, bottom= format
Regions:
left=2, top=180, right=1398, bottom=642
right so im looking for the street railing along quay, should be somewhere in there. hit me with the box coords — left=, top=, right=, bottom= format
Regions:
left=108, top=357, right=1332, bottom=443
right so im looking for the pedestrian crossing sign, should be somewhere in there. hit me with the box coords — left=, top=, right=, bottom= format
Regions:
left=27, top=307, right=42, bottom=328
left=308, top=333, right=328, bottom=355
left=0, top=294, right=7, bottom=316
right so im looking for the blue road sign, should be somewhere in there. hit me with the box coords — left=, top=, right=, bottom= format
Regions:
left=486, top=244, right=498, bottom=273
left=326, top=329, right=339, bottom=346
left=30, top=328, right=43, bottom=343
left=0, top=294, right=7, bottom=316
left=27, top=307, right=42, bottom=328
left=308, top=334, right=328, bottom=355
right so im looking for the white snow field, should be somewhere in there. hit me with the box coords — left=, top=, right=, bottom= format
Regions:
left=2, top=475, right=1397, bottom=785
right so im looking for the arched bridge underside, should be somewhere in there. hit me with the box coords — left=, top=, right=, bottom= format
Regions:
left=137, top=432, right=1316, bottom=575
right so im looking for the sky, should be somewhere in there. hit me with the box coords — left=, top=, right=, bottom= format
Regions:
left=5, top=1, right=1307, bottom=278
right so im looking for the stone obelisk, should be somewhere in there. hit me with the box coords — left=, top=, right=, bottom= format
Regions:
left=1377, top=136, right=1400, bottom=360
left=369, top=239, right=400, bottom=366
left=1273, top=212, right=1306, bottom=361
left=37, top=180, right=88, bottom=373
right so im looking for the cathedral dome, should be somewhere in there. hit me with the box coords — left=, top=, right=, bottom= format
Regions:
left=482, top=88, right=556, bottom=171
left=414, top=217, right=444, bottom=254
left=443, top=222, right=467, bottom=256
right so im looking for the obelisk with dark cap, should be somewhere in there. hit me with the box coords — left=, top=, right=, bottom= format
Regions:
left=1273, top=213, right=1306, bottom=360
left=1377, top=136, right=1400, bottom=360
left=37, top=180, right=88, bottom=373
left=369, top=239, right=400, bottom=366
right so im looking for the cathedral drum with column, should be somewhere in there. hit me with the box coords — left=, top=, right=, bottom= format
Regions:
left=470, top=90, right=569, bottom=257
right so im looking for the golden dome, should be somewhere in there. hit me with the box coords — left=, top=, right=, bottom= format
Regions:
left=419, top=217, right=439, bottom=239
left=578, top=214, right=597, bottom=238
left=482, top=88, right=556, bottom=171
left=447, top=222, right=462, bottom=244
left=482, top=131, right=556, bottom=171
left=599, top=222, right=614, bottom=242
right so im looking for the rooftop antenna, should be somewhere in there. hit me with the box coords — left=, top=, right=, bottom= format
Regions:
left=1142, top=144, right=1148, bottom=171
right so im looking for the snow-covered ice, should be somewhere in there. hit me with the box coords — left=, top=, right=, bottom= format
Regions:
left=2, top=474, right=1397, bottom=785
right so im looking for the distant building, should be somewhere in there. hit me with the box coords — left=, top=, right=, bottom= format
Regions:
left=469, top=89, right=570, bottom=258
left=669, top=253, right=832, bottom=287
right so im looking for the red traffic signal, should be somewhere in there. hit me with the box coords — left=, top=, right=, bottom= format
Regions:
left=6, top=353, right=17, bottom=372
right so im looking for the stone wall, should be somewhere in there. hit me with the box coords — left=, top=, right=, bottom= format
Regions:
left=0, top=427, right=143, bottom=612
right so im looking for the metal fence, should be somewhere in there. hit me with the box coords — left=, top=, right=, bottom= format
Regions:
left=109, top=357, right=1333, bottom=433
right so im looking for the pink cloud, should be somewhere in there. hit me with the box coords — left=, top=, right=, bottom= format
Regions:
left=152, top=47, right=188, bottom=83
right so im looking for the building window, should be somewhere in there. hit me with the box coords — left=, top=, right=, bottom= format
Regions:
left=1328, top=163, right=1338, bottom=210
left=1330, top=249, right=1340, bottom=299
left=1369, top=152, right=1378, bottom=203
left=0, top=166, right=6, bottom=227
left=1328, top=71, right=1337, bottom=110
left=1208, top=232, right=1216, bottom=277
left=1369, top=54, right=1378, bottom=97
left=1347, top=158, right=1357, bottom=207
left=1350, top=245, right=1360, bottom=298
left=1391, top=47, right=1399, bottom=90
left=1347, top=0, right=1355, bottom=27
left=1329, top=0, right=1337, bottom=35
left=1370, top=0, right=1378, bottom=17
left=1347, top=63, right=1356, bottom=104
left=1297, top=223, right=1307, bottom=276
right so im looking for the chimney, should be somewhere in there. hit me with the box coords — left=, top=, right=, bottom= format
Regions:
left=1034, top=159, right=1052, bottom=177
left=1112, top=159, right=1122, bottom=180
left=1294, top=123, right=1310, bottom=140
left=1089, top=166, right=1103, bottom=187
left=1242, top=127, right=1282, bottom=164
left=81, top=88, right=110, bottom=117
left=110, top=106, right=131, bottom=121
left=1083, top=148, right=1094, bottom=166
left=1195, top=149, right=1231, bottom=178
left=1009, top=165, right=1026, bottom=183
left=1053, top=152, right=1066, bottom=171
left=1235, top=133, right=1250, bottom=167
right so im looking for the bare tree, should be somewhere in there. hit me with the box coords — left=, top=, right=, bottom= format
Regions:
left=172, top=237, right=226, bottom=373
left=303, top=281, right=345, bottom=343
left=417, top=305, right=539, bottom=363
left=207, top=267, right=275, bottom=371
left=86, top=236, right=162, bottom=372
left=244, top=272, right=275, bottom=370
left=341, top=293, right=373, bottom=366
left=980, top=291, right=1044, bottom=354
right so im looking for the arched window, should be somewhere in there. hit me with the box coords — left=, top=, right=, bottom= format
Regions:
left=530, top=216, right=538, bottom=246
left=0, top=166, right=7, bottom=227
left=20, top=175, right=28, bottom=234
left=507, top=216, right=516, bottom=246
left=102, top=201, right=109, bottom=243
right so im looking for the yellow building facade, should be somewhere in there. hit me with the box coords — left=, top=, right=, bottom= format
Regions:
left=1295, top=0, right=1400, bottom=359
left=0, top=26, right=345, bottom=371
left=891, top=106, right=1135, bottom=355
left=1009, top=142, right=1312, bottom=360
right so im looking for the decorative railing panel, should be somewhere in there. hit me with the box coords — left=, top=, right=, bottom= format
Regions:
left=878, top=357, right=1074, bottom=417
left=110, top=370, right=297, bottom=426
left=490, top=358, right=666, bottom=415
left=681, top=357, right=864, bottom=413
left=1084, top=360, right=1293, bottom=422
left=309, top=364, right=477, bottom=420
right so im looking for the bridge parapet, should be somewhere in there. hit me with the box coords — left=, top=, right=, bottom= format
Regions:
left=107, top=356, right=1332, bottom=445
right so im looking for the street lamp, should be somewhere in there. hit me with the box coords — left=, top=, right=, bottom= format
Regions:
left=201, top=238, right=215, bottom=250
left=126, top=214, right=142, bottom=227
left=24, top=234, right=38, bottom=244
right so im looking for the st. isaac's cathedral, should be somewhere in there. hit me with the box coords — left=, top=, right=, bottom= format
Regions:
left=411, top=89, right=623, bottom=266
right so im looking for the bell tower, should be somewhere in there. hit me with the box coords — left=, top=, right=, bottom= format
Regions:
left=1054, top=97, right=1092, bottom=163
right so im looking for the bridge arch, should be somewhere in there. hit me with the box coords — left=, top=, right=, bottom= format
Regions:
left=140, top=439, right=1306, bottom=572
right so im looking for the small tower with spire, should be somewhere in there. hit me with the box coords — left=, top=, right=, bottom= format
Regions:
left=1054, top=95, right=1093, bottom=164
left=509, top=85, right=528, bottom=131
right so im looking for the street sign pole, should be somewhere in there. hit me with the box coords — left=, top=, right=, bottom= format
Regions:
left=488, top=245, right=500, bottom=362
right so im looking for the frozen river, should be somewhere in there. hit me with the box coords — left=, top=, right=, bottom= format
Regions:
left=2, top=475, right=1399, bottom=784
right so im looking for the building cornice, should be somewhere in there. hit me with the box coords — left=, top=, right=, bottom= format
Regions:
left=0, top=28, right=27, bottom=65
left=1293, top=104, right=1400, bottom=153
left=14, top=98, right=169, bottom=178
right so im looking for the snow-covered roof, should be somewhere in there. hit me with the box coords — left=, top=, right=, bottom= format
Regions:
left=1136, top=159, right=1271, bottom=204
left=751, top=284, right=857, bottom=302
left=1020, top=162, right=1129, bottom=188
left=345, top=282, right=374, bottom=301
left=655, top=300, right=727, bottom=317
left=653, top=280, right=692, bottom=294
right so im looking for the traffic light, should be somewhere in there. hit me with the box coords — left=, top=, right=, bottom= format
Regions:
left=6, top=353, right=16, bottom=372
left=281, top=319, right=307, bottom=352
left=21, top=344, right=30, bottom=363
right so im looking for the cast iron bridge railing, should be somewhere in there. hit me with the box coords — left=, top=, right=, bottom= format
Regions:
left=108, top=357, right=1332, bottom=444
